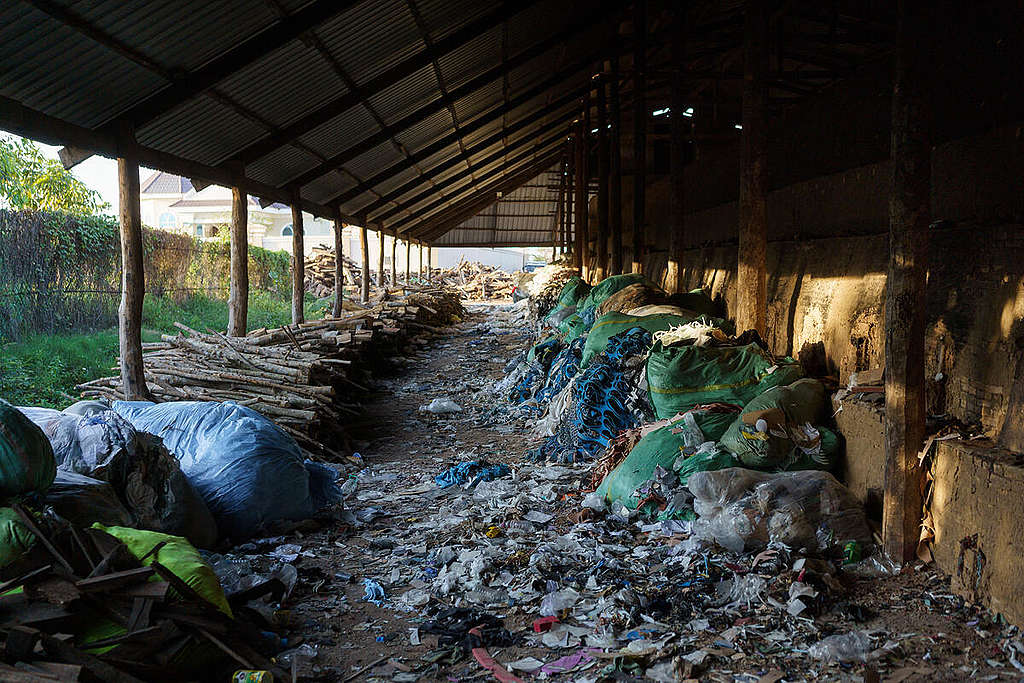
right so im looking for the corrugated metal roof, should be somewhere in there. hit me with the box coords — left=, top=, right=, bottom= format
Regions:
left=0, top=0, right=897, bottom=243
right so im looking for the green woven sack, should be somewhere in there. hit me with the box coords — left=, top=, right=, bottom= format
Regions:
left=577, top=274, right=654, bottom=313
left=581, top=312, right=694, bottom=367
left=0, top=507, right=36, bottom=569
left=719, top=378, right=826, bottom=468
left=545, top=277, right=591, bottom=325
left=596, top=409, right=739, bottom=509
left=0, top=399, right=56, bottom=502
left=646, top=342, right=803, bottom=419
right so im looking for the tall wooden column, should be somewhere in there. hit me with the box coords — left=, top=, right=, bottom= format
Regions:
left=596, top=74, right=610, bottom=281
left=377, top=226, right=385, bottom=287
left=290, top=196, right=305, bottom=324
left=883, top=0, right=932, bottom=564
left=426, top=246, right=432, bottom=280
left=554, top=156, right=568, bottom=260
left=117, top=147, right=150, bottom=401
left=227, top=186, right=248, bottom=336
left=736, top=0, right=768, bottom=335
left=390, top=231, right=398, bottom=286
left=405, top=239, right=411, bottom=283
left=359, top=224, right=370, bottom=303
left=581, top=91, right=592, bottom=278
left=565, top=136, right=576, bottom=261
left=332, top=212, right=345, bottom=318
left=667, top=7, right=687, bottom=294
left=573, top=120, right=586, bottom=272
left=609, top=55, right=623, bottom=275
left=631, top=0, right=647, bottom=274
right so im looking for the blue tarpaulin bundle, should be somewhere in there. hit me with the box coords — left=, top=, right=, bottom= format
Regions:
left=112, top=401, right=342, bottom=540
left=434, top=461, right=511, bottom=488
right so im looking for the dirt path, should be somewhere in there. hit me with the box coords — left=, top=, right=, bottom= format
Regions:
left=224, top=302, right=1020, bottom=683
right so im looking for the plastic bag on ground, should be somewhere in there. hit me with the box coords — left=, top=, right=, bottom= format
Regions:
left=808, top=630, right=872, bottom=662
left=112, top=400, right=323, bottom=541
left=420, top=398, right=462, bottom=414
left=43, top=471, right=134, bottom=528
left=688, top=467, right=872, bottom=554
left=0, top=398, right=56, bottom=501
left=20, top=407, right=216, bottom=548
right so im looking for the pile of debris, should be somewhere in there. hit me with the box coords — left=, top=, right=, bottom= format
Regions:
left=76, top=291, right=464, bottom=459
left=304, top=246, right=364, bottom=298
left=522, top=261, right=578, bottom=315
left=430, top=261, right=516, bottom=299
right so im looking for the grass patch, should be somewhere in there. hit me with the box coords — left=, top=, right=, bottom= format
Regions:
left=1, top=292, right=319, bottom=409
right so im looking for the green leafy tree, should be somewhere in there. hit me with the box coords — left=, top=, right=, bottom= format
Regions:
left=0, top=136, right=108, bottom=215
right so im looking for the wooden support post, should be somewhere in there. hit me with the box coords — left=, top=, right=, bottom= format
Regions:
left=581, top=91, right=592, bottom=279
left=418, top=243, right=424, bottom=280
left=609, top=55, right=623, bottom=275
left=117, top=144, right=150, bottom=401
left=377, top=226, right=385, bottom=287
left=426, top=246, right=432, bottom=280
left=596, top=74, right=609, bottom=281
left=632, top=0, right=647, bottom=274
left=737, top=0, right=768, bottom=335
left=359, top=224, right=370, bottom=303
left=667, top=6, right=687, bottom=294
left=405, top=239, right=411, bottom=283
left=554, top=156, right=568, bottom=260
left=883, top=0, right=932, bottom=564
left=290, top=195, right=305, bottom=324
left=573, top=120, right=586, bottom=272
left=390, top=231, right=397, bottom=286
left=565, top=137, right=575, bottom=260
left=332, top=212, right=345, bottom=317
left=227, top=186, right=248, bottom=336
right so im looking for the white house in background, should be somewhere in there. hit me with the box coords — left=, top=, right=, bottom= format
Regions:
left=139, top=171, right=341, bottom=256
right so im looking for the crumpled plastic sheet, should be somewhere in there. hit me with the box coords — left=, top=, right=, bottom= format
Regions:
left=509, top=338, right=564, bottom=406
left=434, top=462, right=511, bottom=489
left=530, top=328, right=653, bottom=464
left=362, top=578, right=386, bottom=605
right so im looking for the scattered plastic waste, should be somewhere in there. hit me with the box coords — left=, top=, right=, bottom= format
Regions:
left=808, top=630, right=872, bottom=662
left=420, top=398, right=462, bottom=414
left=434, top=461, right=511, bottom=488
left=362, top=578, right=386, bottom=605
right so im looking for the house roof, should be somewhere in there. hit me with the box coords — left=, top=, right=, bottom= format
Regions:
left=140, top=171, right=193, bottom=195
left=0, top=0, right=899, bottom=245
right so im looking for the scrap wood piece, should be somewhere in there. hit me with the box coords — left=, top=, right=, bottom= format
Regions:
left=36, top=631, right=145, bottom=683
left=11, top=506, right=74, bottom=575
left=75, top=567, right=154, bottom=593
left=467, top=627, right=523, bottom=683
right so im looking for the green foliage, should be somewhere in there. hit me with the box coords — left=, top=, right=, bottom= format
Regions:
left=0, top=137, right=108, bottom=215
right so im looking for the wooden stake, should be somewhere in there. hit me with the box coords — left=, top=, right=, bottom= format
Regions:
left=332, top=212, right=345, bottom=318
left=117, top=141, right=150, bottom=401
left=632, top=0, right=647, bottom=275
left=290, top=195, right=305, bottom=324
left=227, top=186, right=248, bottom=336
left=737, top=0, right=768, bottom=335
left=359, top=224, right=370, bottom=303
left=667, top=6, right=687, bottom=294
left=609, top=54, right=623, bottom=276
left=883, top=0, right=932, bottom=564
left=596, top=73, right=609, bottom=281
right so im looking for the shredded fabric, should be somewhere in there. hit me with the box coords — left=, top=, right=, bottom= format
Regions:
left=651, top=319, right=720, bottom=348
left=434, top=461, right=511, bottom=489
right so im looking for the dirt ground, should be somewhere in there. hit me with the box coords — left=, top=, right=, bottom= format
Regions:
left=237, top=303, right=1022, bottom=682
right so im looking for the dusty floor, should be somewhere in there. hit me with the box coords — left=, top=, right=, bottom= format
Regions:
left=229, top=303, right=1024, bottom=682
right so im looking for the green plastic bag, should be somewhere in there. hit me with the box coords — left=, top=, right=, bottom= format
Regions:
left=563, top=312, right=591, bottom=340
left=596, top=409, right=739, bottom=508
left=719, top=378, right=827, bottom=468
left=646, top=342, right=803, bottom=419
left=577, top=274, right=654, bottom=313
left=0, top=399, right=56, bottom=502
left=0, top=507, right=36, bottom=569
left=546, top=277, right=591, bottom=322
left=581, top=313, right=693, bottom=367
left=92, top=524, right=232, bottom=618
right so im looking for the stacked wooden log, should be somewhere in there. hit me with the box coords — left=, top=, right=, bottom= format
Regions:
left=77, top=291, right=464, bottom=461
left=0, top=504, right=288, bottom=681
left=429, top=260, right=517, bottom=299
left=303, top=246, right=365, bottom=298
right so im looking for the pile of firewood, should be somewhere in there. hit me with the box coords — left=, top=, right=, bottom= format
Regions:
left=429, top=260, right=517, bottom=299
left=0, top=504, right=288, bottom=682
left=77, top=292, right=464, bottom=461
left=304, top=246, right=364, bottom=298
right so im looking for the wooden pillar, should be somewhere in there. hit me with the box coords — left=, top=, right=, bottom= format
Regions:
left=117, top=147, right=150, bottom=401
left=631, top=0, right=647, bottom=274
left=554, top=155, right=568, bottom=260
left=565, top=136, right=576, bottom=261
left=596, top=74, right=610, bottom=281
left=405, top=239, right=411, bottom=283
left=737, top=0, right=768, bottom=336
left=426, top=246, right=432, bottom=279
left=883, top=0, right=932, bottom=564
left=609, top=55, right=623, bottom=276
left=359, top=224, right=370, bottom=303
left=667, top=7, right=687, bottom=294
left=573, top=120, right=586, bottom=272
left=377, top=226, right=385, bottom=287
left=581, top=91, right=592, bottom=279
left=227, top=186, right=248, bottom=336
left=290, top=196, right=305, bottom=325
left=332, top=212, right=345, bottom=318
left=390, top=230, right=397, bottom=287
